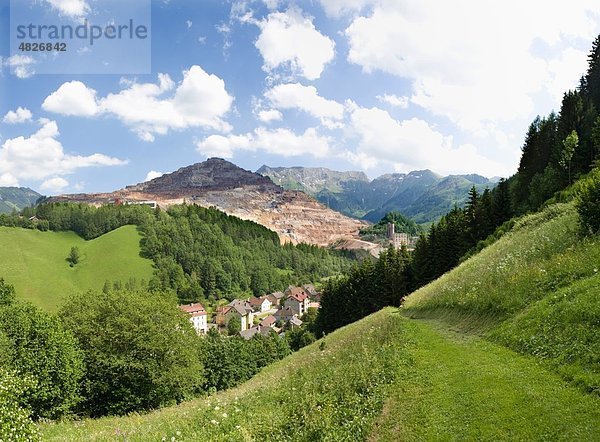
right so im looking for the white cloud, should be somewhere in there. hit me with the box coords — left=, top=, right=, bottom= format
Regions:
left=255, top=8, right=335, bottom=80
left=263, top=0, right=280, bottom=10
left=40, top=177, right=69, bottom=193
left=265, top=83, right=344, bottom=127
left=257, top=109, right=283, bottom=123
left=0, top=120, right=127, bottom=184
left=4, top=55, right=36, bottom=79
left=343, top=1, right=600, bottom=134
left=197, top=127, right=331, bottom=159
left=546, top=47, right=590, bottom=103
left=348, top=106, right=508, bottom=176
left=186, top=20, right=193, bottom=29
left=42, top=81, right=99, bottom=116
left=318, top=0, right=374, bottom=17
left=376, top=94, right=409, bottom=108
left=145, top=170, right=164, bottom=182
left=45, top=0, right=89, bottom=18
left=42, top=66, right=234, bottom=141
left=0, top=173, right=19, bottom=187
left=3, top=107, right=33, bottom=124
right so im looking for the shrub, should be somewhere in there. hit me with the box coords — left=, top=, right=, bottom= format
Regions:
left=0, top=369, right=39, bottom=442
left=0, top=303, right=84, bottom=419
left=577, top=170, right=600, bottom=235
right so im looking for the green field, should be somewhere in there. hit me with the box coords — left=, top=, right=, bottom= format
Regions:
left=40, top=197, right=600, bottom=440
left=0, top=226, right=154, bottom=311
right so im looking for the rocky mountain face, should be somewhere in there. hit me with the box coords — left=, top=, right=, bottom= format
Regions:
left=0, top=187, right=42, bottom=214
left=131, top=159, right=279, bottom=194
left=51, top=159, right=366, bottom=247
left=258, top=166, right=498, bottom=223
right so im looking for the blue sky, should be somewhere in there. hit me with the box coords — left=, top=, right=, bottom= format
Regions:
left=1, top=0, right=599, bottom=194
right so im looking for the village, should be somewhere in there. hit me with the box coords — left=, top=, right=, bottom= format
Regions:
left=177, top=284, right=321, bottom=339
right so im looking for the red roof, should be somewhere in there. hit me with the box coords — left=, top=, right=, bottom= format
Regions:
left=287, top=287, right=309, bottom=302
left=179, top=303, right=206, bottom=315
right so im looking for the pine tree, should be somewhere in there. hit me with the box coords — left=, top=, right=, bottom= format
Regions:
left=492, top=178, right=512, bottom=225
left=584, top=35, right=600, bottom=110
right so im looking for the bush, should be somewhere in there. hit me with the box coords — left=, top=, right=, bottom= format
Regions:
left=60, top=290, right=204, bottom=417
left=0, top=303, right=84, bottom=419
left=0, top=278, right=15, bottom=306
left=577, top=170, right=600, bottom=234
left=0, top=369, right=40, bottom=442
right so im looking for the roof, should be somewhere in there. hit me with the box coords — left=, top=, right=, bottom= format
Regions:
left=302, top=284, right=318, bottom=297
left=179, top=303, right=206, bottom=315
left=287, top=287, right=309, bottom=303
left=239, top=325, right=272, bottom=340
left=289, top=317, right=303, bottom=326
left=249, top=296, right=269, bottom=306
left=229, top=299, right=253, bottom=314
left=270, top=291, right=285, bottom=299
left=260, top=315, right=276, bottom=327
left=274, top=306, right=295, bottom=318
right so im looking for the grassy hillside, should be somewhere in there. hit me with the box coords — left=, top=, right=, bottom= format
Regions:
left=0, top=226, right=154, bottom=311
left=40, top=197, right=600, bottom=440
left=404, top=202, right=600, bottom=393
left=41, top=308, right=600, bottom=441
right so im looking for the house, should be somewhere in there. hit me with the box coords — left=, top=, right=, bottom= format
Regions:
left=284, top=287, right=310, bottom=317
left=266, top=291, right=285, bottom=306
left=239, top=325, right=273, bottom=340
left=259, top=315, right=276, bottom=328
left=302, top=284, right=319, bottom=299
left=215, top=300, right=254, bottom=330
left=287, top=316, right=303, bottom=330
left=248, top=296, right=272, bottom=313
left=274, top=306, right=296, bottom=324
left=308, top=301, right=321, bottom=310
left=178, top=303, right=208, bottom=334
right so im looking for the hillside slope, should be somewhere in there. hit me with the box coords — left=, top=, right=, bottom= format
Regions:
left=41, top=308, right=600, bottom=441
left=0, top=187, right=41, bottom=214
left=0, top=226, right=154, bottom=311
left=41, top=199, right=600, bottom=440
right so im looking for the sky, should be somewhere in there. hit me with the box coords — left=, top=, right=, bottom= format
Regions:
left=0, top=0, right=599, bottom=195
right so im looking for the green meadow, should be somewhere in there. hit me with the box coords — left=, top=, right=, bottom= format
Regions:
left=0, top=225, right=154, bottom=311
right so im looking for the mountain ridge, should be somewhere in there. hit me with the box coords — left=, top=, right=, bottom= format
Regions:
left=258, top=166, right=497, bottom=222
left=0, top=187, right=42, bottom=214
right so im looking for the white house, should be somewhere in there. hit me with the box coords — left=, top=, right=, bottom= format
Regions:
left=284, top=287, right=310, bottom=317
left=216, top=300, right=254, bottom=330
left=178, top=303, right=208, bottom=334
left=249, top=296, right=272, bottom=313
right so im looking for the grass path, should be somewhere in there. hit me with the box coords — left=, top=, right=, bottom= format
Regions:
left=371, top=316, right=600, bottom=441
left=41, top=309, right=600, bottom=441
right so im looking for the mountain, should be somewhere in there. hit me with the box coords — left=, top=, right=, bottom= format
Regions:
left=0, top=187, right=42, bottom=214
left=258, top=166, right=496, bottom=223
left=51, top=158, right=366, bottom=247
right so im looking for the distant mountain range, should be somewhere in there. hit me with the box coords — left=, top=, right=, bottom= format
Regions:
left=0, top=187, right=42, bottom=214
left=257, top=166, right=499, bottom=223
